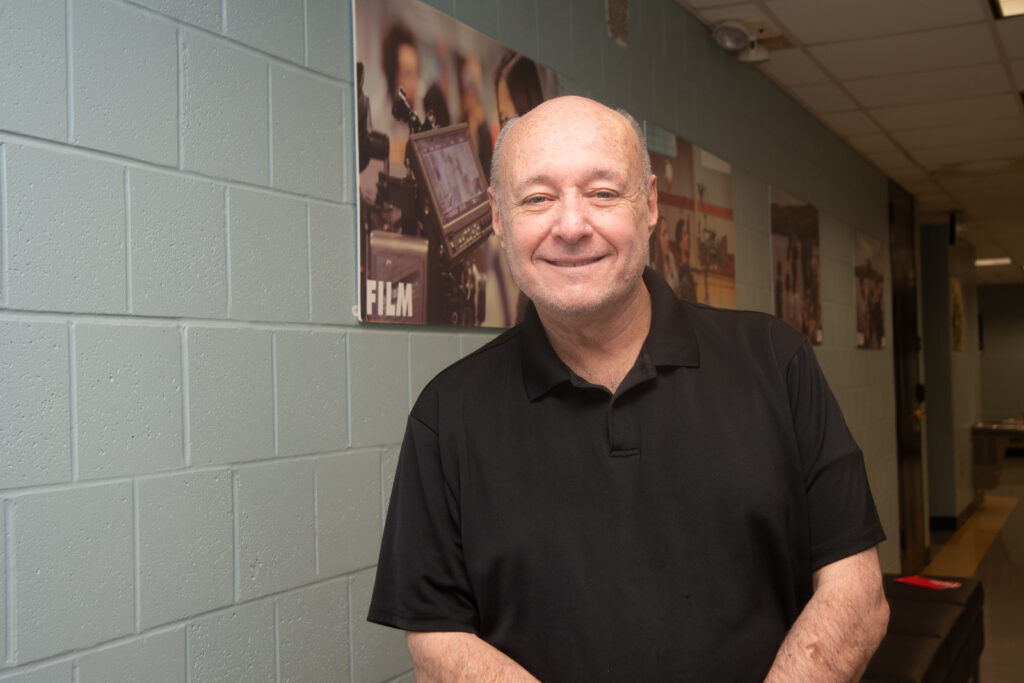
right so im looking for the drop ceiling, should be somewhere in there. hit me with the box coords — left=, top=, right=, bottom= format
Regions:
left=678, top=0, right=1024, bottom=285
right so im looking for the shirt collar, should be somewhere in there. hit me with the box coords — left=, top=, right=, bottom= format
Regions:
left=521, top=267, right=701, bottom=401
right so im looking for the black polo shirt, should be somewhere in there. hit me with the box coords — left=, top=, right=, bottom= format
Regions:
left=368, top=269, right=884, bottom=682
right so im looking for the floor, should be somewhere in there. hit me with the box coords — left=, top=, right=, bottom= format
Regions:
left=923, top=454, right=1024, bottom=682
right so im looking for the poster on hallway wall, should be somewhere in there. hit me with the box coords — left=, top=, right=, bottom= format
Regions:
left=354, top=0, right=559, bottom=326
left=770, top=187, right=823, bottom=344
left=855, top=231, right=886, bottom=349
left=646, top=128, right=736, bottom=309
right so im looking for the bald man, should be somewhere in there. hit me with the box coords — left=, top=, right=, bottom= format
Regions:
left=368, top=96, right=888, bottom=682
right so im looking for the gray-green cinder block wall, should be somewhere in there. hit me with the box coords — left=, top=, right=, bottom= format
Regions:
left=0, top=0, right=897, bottom=680
left=921, top=225, right=980, bottom=521
left=979, top=284, right=1024, bottom=422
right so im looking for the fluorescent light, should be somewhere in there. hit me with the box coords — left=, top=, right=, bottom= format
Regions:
left=993, top=0, right=1024, bottom=17
left=975, top=257, right=1013, bottom=267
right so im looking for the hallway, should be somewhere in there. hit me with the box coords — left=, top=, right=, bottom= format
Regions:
left=925, top=454, right=1024, bottom=681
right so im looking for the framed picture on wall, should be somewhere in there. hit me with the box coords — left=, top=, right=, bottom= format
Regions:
left=646, top=127, right=736, bottom=308
left=354, top=0, right=559, bottom=327
left=770, top=187, right=822, bottom=344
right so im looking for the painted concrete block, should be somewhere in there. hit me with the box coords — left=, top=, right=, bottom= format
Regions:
left=188, top=327, right=274, bottom=466
left=0, top=321, right=71, bottom=487
left=137, top=470, right=233, bottom=628
left=409, top=332, right=460, bottom=403
left=602, top=34, right=630, bottom=109
left=77, top=629, right=186, bottom=683
left=496, top=0, right=538, bottom=58
left=351, top=568, right=412, bottom=683
left=307, top=0, right=353, bottom=80
left=310, top=202, right=357, bottom=325
left=0, top=504, right=4, bottom=664
left=536, top=0, right=573, bottom=77
left=0, top=661, right=72, bottom=683
left=276, top=330, right=348, bottom=457
left=182, top=32, right=269, bottom=185
left=271, top=66, right=344, bottom=201
left=316, top=451, right=382, bottom=577
left=341, top=85, right=356, bottom=204
left=228, top=188, right=309, bottom=323
left=189, top=601, right=275, bottom=683
left=224, top=0, right=304, bottom=63
left=75, top=323, right=183, bottom=479
left=277, top=578, right=351, bottom=683
left=73, top=0, right=178, bottom=164
left=236, top=459, right=316, bottom=600
left=130, top=168, right=227, bottom=318
left=130, top=0, right=221, bottom=32
left=348, top=331, right=410, bottom=448
left=0, top=0, right=67, bottom=141
left=5, top=144, right=126, bottom=313
left=454, top=0, right=499, bottom=39
left=571, top=0, right=606, bottom=88
left=13, top=483, right=133, bottom=662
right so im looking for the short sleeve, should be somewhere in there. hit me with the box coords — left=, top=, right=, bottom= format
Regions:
left=367, top=410, right=479, bottom=633
left=784, top=340, right=886, bottom=570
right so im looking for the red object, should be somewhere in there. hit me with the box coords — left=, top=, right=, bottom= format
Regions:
left=894, top=575, right=963, bottom=590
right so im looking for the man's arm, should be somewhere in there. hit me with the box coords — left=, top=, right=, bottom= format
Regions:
left=764, top=547, right=889, bottom=682
left=407, top=632, right=540, bottom=683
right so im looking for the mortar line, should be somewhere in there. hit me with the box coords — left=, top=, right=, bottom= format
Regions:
left=5, top=500, right=16, bottom=666
left=303, top=0, right=310, bottom=66
left=68, top=322, right=80, bottom=482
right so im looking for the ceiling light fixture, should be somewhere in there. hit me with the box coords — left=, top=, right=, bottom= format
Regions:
left=989, top=0, right=1024, bottom=18
left=975, top=257, right=1013, bottom=267
left=712, top=20, right=770, bottom=64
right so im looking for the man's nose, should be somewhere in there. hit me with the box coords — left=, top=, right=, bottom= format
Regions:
left=551, top=194, right=592, bottom=243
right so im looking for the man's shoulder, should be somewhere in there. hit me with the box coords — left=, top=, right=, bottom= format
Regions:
left=411, top=325, right=526, bottom=416
left=680, top=300, right=807, bottom=365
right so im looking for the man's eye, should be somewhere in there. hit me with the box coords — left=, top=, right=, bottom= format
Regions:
left=594, top=190, right=616, bottom=199
left=525, top=195, right=548, bottom=204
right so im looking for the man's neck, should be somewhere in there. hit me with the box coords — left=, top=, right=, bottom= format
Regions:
left=537, top=285, right=652, bottom=394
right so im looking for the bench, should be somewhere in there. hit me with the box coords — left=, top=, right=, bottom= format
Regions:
left=863, top=574, right=984, bottom=683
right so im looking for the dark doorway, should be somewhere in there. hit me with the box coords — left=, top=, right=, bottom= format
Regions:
left=889, top=180, right=927, bottom=573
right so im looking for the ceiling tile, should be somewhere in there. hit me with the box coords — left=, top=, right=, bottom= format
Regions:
left=871, top=94, right=1020, bottom=130
left=996, top=15, right=1024, bottom=60
left=765, top=0, right=986, bottom=44
left=892, top=118, right=1024, bottom=150
left=757, top=48, right=829, bottom=85
left=888, top=165, right=931, bottom=181
left=697, top=3, right=777, bottom=28
left=864, top=150, right=916, bottom=171
left=819, top=110, right=880, bottom=135
left=846, top=132, right=900, bottom=154
left=809, top=25, right=997, bottom=80
left=916, top=193, right=956, bottom=207
left=843, top=64, right=1012, bottom=108
left=899, top=180, right=945, bottom=196
left=911, top=139, right=1024, bottom=168
left=790, top=83, right=858, bottom=112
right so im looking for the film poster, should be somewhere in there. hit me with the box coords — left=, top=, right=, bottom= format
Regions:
left=354, top=0, right=558, bottom=326
left=770, top=187, right=823, bottom=344
left=647, top=128, right=736, bottom=308
left=855, top=231, right=885, bottom=349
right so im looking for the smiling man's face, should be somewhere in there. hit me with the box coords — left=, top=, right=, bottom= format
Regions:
left=490, top=96, right=658, bottom=324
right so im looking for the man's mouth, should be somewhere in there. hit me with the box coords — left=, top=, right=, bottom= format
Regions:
left=544, top=256, right=604, bottom=268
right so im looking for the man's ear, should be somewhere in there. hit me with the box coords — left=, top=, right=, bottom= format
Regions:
left=646, top=174, right=659, bottom=236
left=488, top=187, right=506, bottom=248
